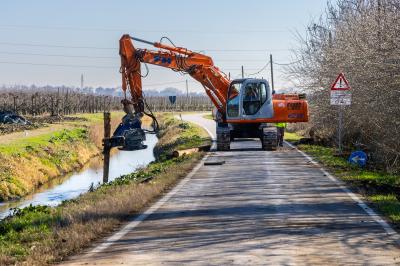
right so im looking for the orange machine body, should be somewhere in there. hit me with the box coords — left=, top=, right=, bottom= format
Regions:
left=119, top=35, right=308, bottom=124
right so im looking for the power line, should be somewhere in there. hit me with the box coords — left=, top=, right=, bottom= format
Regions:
left=273, top=59, right=303, bottom=66
left=0, top=42, right=290, bottom=53
left=0, top=61, right=114, bottom=69
left=0, top=51, right=115, bottom=59
left=247, top=62, right=270, bottom=76
left=0, top=51, right=278, bottom=62
left=0, top=61, right=270, bottom=71
left=0, top=42, right=115, bottom=50
left=0, top=24, right=288, bottom=34
left=203, top=49, right=288, bottom=52
left=142, top=80, right=196, bottom=87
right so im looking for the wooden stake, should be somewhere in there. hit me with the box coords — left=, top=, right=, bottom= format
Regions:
left=103, top=112, right=111, bottom=183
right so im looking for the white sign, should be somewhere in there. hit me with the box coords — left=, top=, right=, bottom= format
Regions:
left=330, top=73, right=351, bottom=106
left=330, top=90, right=352, bottom=105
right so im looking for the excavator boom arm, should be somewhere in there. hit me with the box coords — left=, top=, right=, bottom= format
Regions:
left=119, top=34, right=230, bottom=115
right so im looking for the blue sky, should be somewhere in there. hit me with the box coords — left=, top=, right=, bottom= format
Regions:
left=0, top=0, right=327, bottom=92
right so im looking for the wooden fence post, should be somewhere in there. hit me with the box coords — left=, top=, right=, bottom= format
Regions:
left=103, top=112, right=111, bottom=183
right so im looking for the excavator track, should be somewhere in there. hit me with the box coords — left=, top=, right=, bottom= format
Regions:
left=216, top=126, right=230, bottom=151
left=261, top=127, right=278, bottom=151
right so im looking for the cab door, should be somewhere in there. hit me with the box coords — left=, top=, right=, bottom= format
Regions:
left=226, top=81, right=243, bottom=120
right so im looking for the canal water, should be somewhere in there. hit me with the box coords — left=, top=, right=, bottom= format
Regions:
left=0, top=133, right=157, bottom=219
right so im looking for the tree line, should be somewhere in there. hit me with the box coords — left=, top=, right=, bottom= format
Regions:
left=288, top=0, right=400, bottom=173
left=0, top=89, right=121, bottom=116
left=0, top=89, right=213, bottom=116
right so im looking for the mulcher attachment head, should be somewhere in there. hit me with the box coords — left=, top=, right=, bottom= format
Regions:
left=108, top=113, right=147, bottom=151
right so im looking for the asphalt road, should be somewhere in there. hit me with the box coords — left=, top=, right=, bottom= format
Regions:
left=65, top=113, right=400, bottom=265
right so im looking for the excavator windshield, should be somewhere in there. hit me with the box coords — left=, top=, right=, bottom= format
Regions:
left=243, top=82, right=268, bottom=115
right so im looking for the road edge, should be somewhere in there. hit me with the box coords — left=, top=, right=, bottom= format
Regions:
left=285, top=140, right=400, bottom=244
left=83, top=153, right=210, bottom=256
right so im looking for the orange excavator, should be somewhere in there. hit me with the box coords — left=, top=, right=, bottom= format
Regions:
left=112, top=34, right=308, bottom=151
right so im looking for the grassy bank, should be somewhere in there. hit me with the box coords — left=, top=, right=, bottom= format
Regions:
left=154, top=113, right=211, bottom=160
left=0, top=113, right=208, bottom=265
left=202, top=113, right=213, bottom=120
left=0, top=113, right=122, bottom=200
left=285, top=133, right=400, bottom=228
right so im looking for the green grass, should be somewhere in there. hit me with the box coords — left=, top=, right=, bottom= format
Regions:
left=369, top=194, right=400, bottom=223
left=299, top=144, right=399, bottom=186
left=176, top=121, right=210, bottom=150
left=298, top=143, right=400, bottom=226
left=0, top=205, right=55, bottom=260
left=284, top=131, right=302, bottom=142
left=0, top=128, right=87, bottom=156
left=202, top=113, right=213, bottom=120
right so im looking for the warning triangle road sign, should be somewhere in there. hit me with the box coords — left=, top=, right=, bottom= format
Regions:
left=331, top=73, right=351, bottom=91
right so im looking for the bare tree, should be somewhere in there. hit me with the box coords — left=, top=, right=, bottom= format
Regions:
left=288, top=0, right=400, bottom=173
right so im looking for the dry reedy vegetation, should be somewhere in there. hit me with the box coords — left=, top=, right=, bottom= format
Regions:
left=287, top=0, right=400, bottom=173
left=88, top=115, right=122, bottom=148
left=52, top=155, right=200, bottom=264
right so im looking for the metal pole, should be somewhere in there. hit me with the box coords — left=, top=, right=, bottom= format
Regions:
left=103, top=112, right=111, bottom=183
left=241, top=66, right=244, bottom=78
left=338, top=106, right=343, bottom=155
left=270, top=54, right=275, bottom=92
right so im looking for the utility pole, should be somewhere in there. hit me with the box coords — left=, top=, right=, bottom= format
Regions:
left=185, top=79, right=189, bottom=111
left=81, top=74, right=84, bottom=90
left=241, top=66, right=244, bottom=78
left=270, top=54, right=275, bottom=92
left=185, top=79, right=189, bottom=98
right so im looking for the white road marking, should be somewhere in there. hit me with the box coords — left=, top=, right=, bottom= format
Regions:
left=87, top=154, right=209, bottom=255
left=182, top=115, right=398, bottom=240
left=285, top=141, right=400, bottom=240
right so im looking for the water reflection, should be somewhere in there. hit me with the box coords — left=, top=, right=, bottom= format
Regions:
left=0, top=134, right=157, bottom=219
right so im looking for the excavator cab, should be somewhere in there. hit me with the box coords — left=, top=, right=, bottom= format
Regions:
left=216, top=78, right=277, bottom=151
left=226, top=79, right=273, bottom=121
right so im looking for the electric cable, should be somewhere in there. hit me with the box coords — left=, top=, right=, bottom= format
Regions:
left=247, top=61, right=270, bottom=76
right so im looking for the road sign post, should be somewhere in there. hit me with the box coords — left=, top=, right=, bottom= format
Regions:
left=168, top=95, right=177, bottom=116
left=330, top=73, right=351, bottom=155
